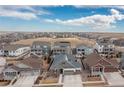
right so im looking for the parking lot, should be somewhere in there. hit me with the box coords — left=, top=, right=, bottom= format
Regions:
left=12, top=75, right=38, bottom=87
left=63, top=74, right=82, bottom=87
left=104, top=72, right=124, bottom=86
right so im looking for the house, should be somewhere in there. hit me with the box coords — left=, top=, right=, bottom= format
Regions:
left=83, top=52, right=119, bottom=75
left=111, top=38, right=124, bottom=47
left=0, top=57, right=6, bottom=74
left=50, top=54, right=81, bottom=74
left=119, top=53, right=124, bottom=69
left=3, top=57, right=43, bottom=80
left=0, top=44, right=30, bottom=57
left=52, top=41, right=71, bottom=55
left=2, top=65, right=20, bottom=80
left=31, top=41, right=51, bottom=56
left=75, top=44, right=93, bottom=58
left=94, top=37, right=115, bottom=58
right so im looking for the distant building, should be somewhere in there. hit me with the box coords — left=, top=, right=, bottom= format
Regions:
left=75, top=45, right=93, bottom=58
left=31, top=41, right=51, bottom=56
left=119, top=53, right=124, bottom=69
left=50, top=54, right=81, bottom=74
left=111, top=38, right=124, bottom=47
left=52, top=41, right=71, bottom=55
left=0, top=44, right=30, bottom=57
left=94, top=37, right=115, bottom=58
left=83, top=52, right=119, bottom=75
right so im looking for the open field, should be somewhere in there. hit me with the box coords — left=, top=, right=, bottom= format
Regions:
left=12, top=37, right=96, bottom=48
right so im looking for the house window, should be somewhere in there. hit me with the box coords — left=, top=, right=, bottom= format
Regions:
left=82, top=49, right=84, bottom=51
left=78, top=49, right=81, bottom=51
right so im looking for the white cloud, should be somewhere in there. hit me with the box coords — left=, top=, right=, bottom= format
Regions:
left=45, top=9, right=124, bottom=30
left=0, top=6, right=50, bottom=20
left=73, top=5, right=124, bottom=10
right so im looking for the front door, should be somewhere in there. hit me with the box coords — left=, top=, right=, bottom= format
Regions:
left=100, top=68, right=103, bottom=72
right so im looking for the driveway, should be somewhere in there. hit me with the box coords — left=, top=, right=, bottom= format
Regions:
left=104, top=72, right=124, bottom=86
left=63, top=74, right=82, bottom=87
left=12, top=75, right=38, bottom=87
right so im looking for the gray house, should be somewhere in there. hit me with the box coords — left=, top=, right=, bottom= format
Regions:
left=52, top=41, right=71, bottom=55
left=0, top=44, right=30, bottom=57
left=75, top=45, right=93, bottom=58
left=120, top=53, right=124, bottom=69
left=50, top=54, right=81, bottom=74
left=31, top=41, right=51, bottom=56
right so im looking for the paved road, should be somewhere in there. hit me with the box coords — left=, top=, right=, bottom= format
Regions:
left=12, top=75, right=38, bottom=87
left=63, top=74, right=82, bottom=87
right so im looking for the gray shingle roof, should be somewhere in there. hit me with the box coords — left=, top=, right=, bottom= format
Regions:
left=0, top=44, right=29, bottom=51
left=50, top=54, right=81, bottom=70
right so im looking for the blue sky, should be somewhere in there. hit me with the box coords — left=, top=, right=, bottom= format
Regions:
left=0, top=5, right=124, bottom=32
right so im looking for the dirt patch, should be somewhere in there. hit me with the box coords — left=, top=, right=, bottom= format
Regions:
left=0, top=80, right=11, bottom=86
left=11, top=37, right=96, bottom=48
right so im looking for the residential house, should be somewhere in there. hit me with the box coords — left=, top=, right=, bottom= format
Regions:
left=0, top=44, right=30, bottom=57
left=111, top=38, right=124, bottom=47
left=50, top=54, right=81, bottom=74
left=119, top=53, right=124, bottom=69
left=2, top=65, right=20, bottom=80
left=3, top=57, right=43, bottom=80
left=0, top=57, right=6, bottom=74
left=52, top=41, right=71, bottom=55
left=75, top=44, right=93, bottom=58
left=94, top=37, right=115, bottom=58
left=83, top=52, right=119, bottom=75
left=31, top=41, right=51, bottom=56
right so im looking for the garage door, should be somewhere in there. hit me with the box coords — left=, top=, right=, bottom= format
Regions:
left=64, top=70, right=75, bottom=75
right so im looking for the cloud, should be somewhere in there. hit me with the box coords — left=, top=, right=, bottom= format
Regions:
left=45, top=9, right=124, bottom=30
left=73, top=5, right=124, bottom=10
left=0, top=6, right=50, bottom=20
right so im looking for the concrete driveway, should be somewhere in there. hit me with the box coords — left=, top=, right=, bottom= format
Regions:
left=63, top=74, right=82, bottom=87
left=12, top=75, right=38, bottom=87
left=104, top=72, right=124, bottom=86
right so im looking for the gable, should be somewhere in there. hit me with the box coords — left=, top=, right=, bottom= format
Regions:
left=98, top=59, right=111, bottom=66
left=3, top=68, right=18, bottom=73
left=52, top=61, right=77, bottom=69
left=94, top=63, right=104, bottom=68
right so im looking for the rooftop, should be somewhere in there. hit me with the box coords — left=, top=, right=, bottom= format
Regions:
left=32, top=41, right=51, bottom=46
left=84, top=52, right=118, bottom=67
left=0, top=44, right=29, bottom=51
left=50, top=54, right=81, bottom=70
left=53, top=41, right=71, bottom=48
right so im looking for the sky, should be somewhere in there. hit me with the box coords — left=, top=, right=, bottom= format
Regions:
left=0, top=5, right=124, bottom=32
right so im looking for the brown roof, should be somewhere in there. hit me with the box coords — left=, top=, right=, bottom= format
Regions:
left=84, top=52, right=118, bottom=68
left=19, top=57, right=43, bottom=69
left=84, top=52, right=102, bottom=66
left=107, top=58, right=119, bottom=67
left=4, top=65, right=34, bottom=72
